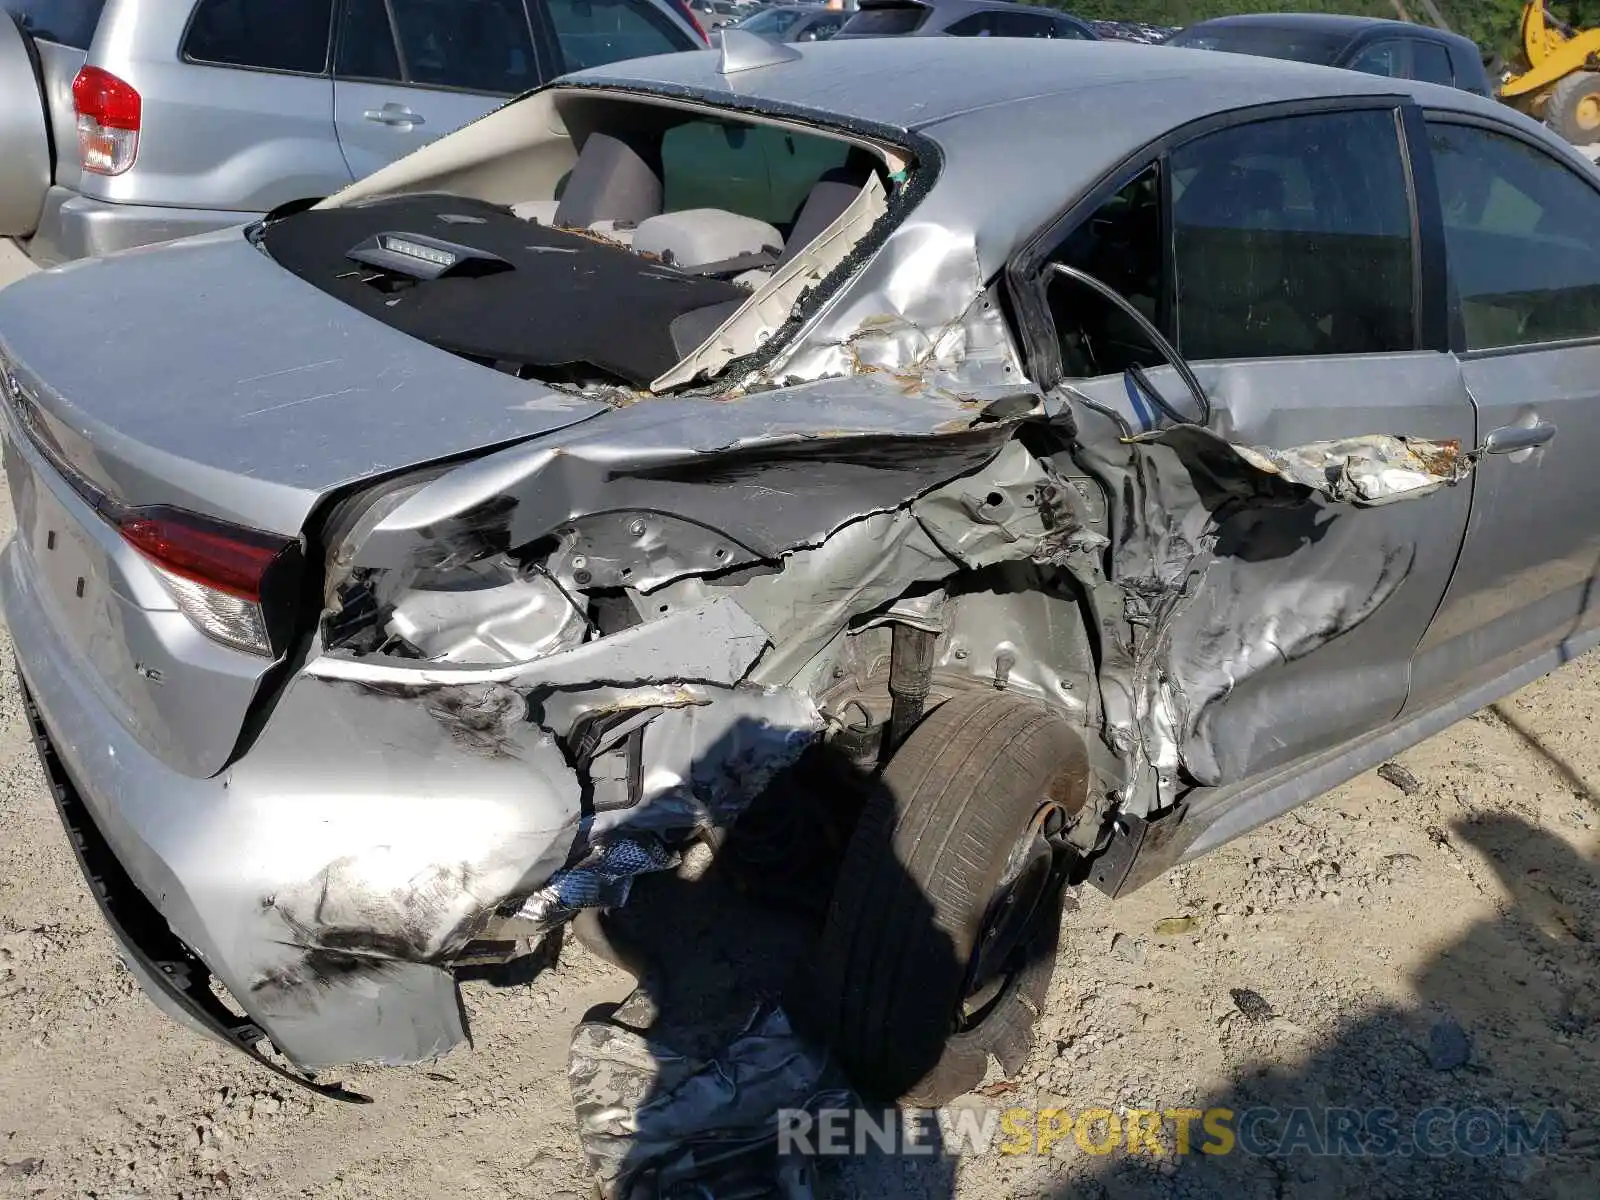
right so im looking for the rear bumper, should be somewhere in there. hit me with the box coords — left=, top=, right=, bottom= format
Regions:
left=27, top=186, right=258, bottom=266
left=0, top=489, right=582, bottom=1073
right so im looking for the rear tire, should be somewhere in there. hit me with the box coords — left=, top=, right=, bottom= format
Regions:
left=808, top=692, right=1088, bottom=1105
left=1547, top=71, right=1600, bottom=145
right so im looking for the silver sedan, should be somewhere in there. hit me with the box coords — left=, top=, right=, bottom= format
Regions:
left=1, top=35, right=1595, bottom=1106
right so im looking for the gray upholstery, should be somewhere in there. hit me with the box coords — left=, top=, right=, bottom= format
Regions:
left=777, top=163, right=872, bottom=265
left=553, top=132, right=664, bottom=230
left=632, top=209, right=783, bottom=269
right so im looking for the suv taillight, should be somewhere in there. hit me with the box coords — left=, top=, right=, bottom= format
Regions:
left=72, top=66, right=141, bottom=176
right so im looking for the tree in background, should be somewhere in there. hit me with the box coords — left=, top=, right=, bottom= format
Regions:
left=1030, top=1, right=1600, bottom=62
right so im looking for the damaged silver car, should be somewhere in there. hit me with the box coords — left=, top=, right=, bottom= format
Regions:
left=4, top=32, right=1599, bottom=1106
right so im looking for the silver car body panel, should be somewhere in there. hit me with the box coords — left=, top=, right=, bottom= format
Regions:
left=0, top=14, right=52, bottom=235
left=0, top=229, right=608, bottom=535
left=6, top=41, right=1591, bottom=1083
left=24, top=185, right=257, bottom=266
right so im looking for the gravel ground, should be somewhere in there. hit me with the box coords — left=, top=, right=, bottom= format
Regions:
left=0, top=247, right=1596, bottom=1199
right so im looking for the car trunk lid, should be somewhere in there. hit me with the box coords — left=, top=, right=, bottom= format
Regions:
left=0, top=228, right=610, bottom=535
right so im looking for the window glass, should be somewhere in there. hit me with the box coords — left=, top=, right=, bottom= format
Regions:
left=1428, top=121, right=1600, bottom=349
left=1412, top=40, right=1454, bottom=86
left=387, top=0, right=537, bottom=93
left=335, top=0, right=401, bottom=81
left=1164, top=24, right=1346, bottom=66
left=183, top=0, right=333, bottom=73
left=946, top=12, right=993, bottom=36
left=1346, top=39, right=1405, bottom=78
left=1170, top=110, right=1415, bottom=360
left=545, top=0, right=691, bottom=73
left=738, top=7, right=805, bottom=37
left=991, top=12, right=1055, bottom=37
left=839, top=4, right=927, bottom=36
left=661, top=120, right=851, bottom=229
left=1047, top=165, right=1166, bottom=378
left=3, top=0, right=103, bottom=48
left=798, top=13, right=845, bottom=40
left=1052, top=17, right=1092, bottom=40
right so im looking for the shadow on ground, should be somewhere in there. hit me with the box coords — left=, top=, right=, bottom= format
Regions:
left=549, top=765, right=1596, bottom=1200
left=1035, top=813, right=1598, bottom=1200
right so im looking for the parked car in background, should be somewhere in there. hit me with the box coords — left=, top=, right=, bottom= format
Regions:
left=1089, top=18, right=1173, bottom=44
left=734, top=3, right=847, bottom=42
left=0, top=0, right=705, bottom=265
left=687, top=0, right=739, bottom=28
left=834, top=0, right=1096, bottom=41
left=1165, top=13, right=1491, bottom=96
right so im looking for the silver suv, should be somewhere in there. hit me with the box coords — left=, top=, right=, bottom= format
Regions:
left=0, top=0, right=705, bottom=265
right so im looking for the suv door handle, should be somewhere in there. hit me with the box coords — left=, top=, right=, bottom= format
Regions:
left=363, top=104, right=425, bottom=128
left=1484, top=420, right=1557, bottom=455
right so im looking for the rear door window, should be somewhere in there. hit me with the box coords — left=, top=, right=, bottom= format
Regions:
left=840, top=3, right=927, bottom=36
left=1412, top=40, right=1454, bottom=86
left=386, top=0, right=539, bottom=93
left=183, top=0, right=334, bottom=74
left=1345, top=39, right=1406, bottom=78
left=3, top=0, right=104, bottom=48
left=1169, top=109, right=1415, bottom=360
left=543, top=0, right=693, bottom=73
left=335, top=0, right=402, bottom=81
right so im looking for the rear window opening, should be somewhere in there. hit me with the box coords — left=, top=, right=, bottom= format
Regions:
left=261, top=91, right=908, bottom=394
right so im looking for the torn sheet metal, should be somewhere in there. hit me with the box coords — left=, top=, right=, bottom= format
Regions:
left=640, top=440, right=1061, bottom=688
left=1070, top=412, right=1475, bottom=800
left=311, top=596, right=772, bottom=689
left=1134, top=425, right=1475, bottom=507
left=516, top=837, right=681, bottom=936
left=570, top=1004, right=851, bottom=1200
left=762, top=223, right=1020, bottom=390
left=342, top=377, right=1026, bottom=594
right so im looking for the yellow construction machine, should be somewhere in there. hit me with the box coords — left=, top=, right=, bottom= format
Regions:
left=1501, top=2, right=1600, bottom=143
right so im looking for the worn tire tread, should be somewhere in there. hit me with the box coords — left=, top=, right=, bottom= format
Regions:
left=812, top=692, right=1084, bottom=1102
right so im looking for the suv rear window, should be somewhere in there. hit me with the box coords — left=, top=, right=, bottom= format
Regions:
left=840, top=2, right=927, bottom=36
left=4, top=0, right=104, bottom=49
left=183, top=0, right=334, bottom=75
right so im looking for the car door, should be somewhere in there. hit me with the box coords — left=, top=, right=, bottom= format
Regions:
left=331, top=0, right=543, bottom=182
left=1021, top=101, right=1475, bottom=789
left=1404, top=115, right=1600, bottom=711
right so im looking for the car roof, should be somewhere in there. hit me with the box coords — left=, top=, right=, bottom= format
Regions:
left=1181, top=12, right=1442, bottom=39
left=567, top=39, right=1545, bottom=278
left=857, top=0, right=1083, bottom=14
left=572, top=37, right=1494, bottom=132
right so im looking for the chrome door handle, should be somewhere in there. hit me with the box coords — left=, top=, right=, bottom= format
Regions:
left=363, top=105, right=425, bottom=128
left=1484, top=420, right=1557, bottom=455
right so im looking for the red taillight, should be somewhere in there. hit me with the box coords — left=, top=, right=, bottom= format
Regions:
left=72, top=66, right=141, bottom=175
left=113, top=507, right=296, bottom=657
left=116, top=508, right=289, bottom=602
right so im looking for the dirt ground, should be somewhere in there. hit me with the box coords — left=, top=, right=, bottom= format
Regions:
left=0, top=249, right=1596, bottom=1200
